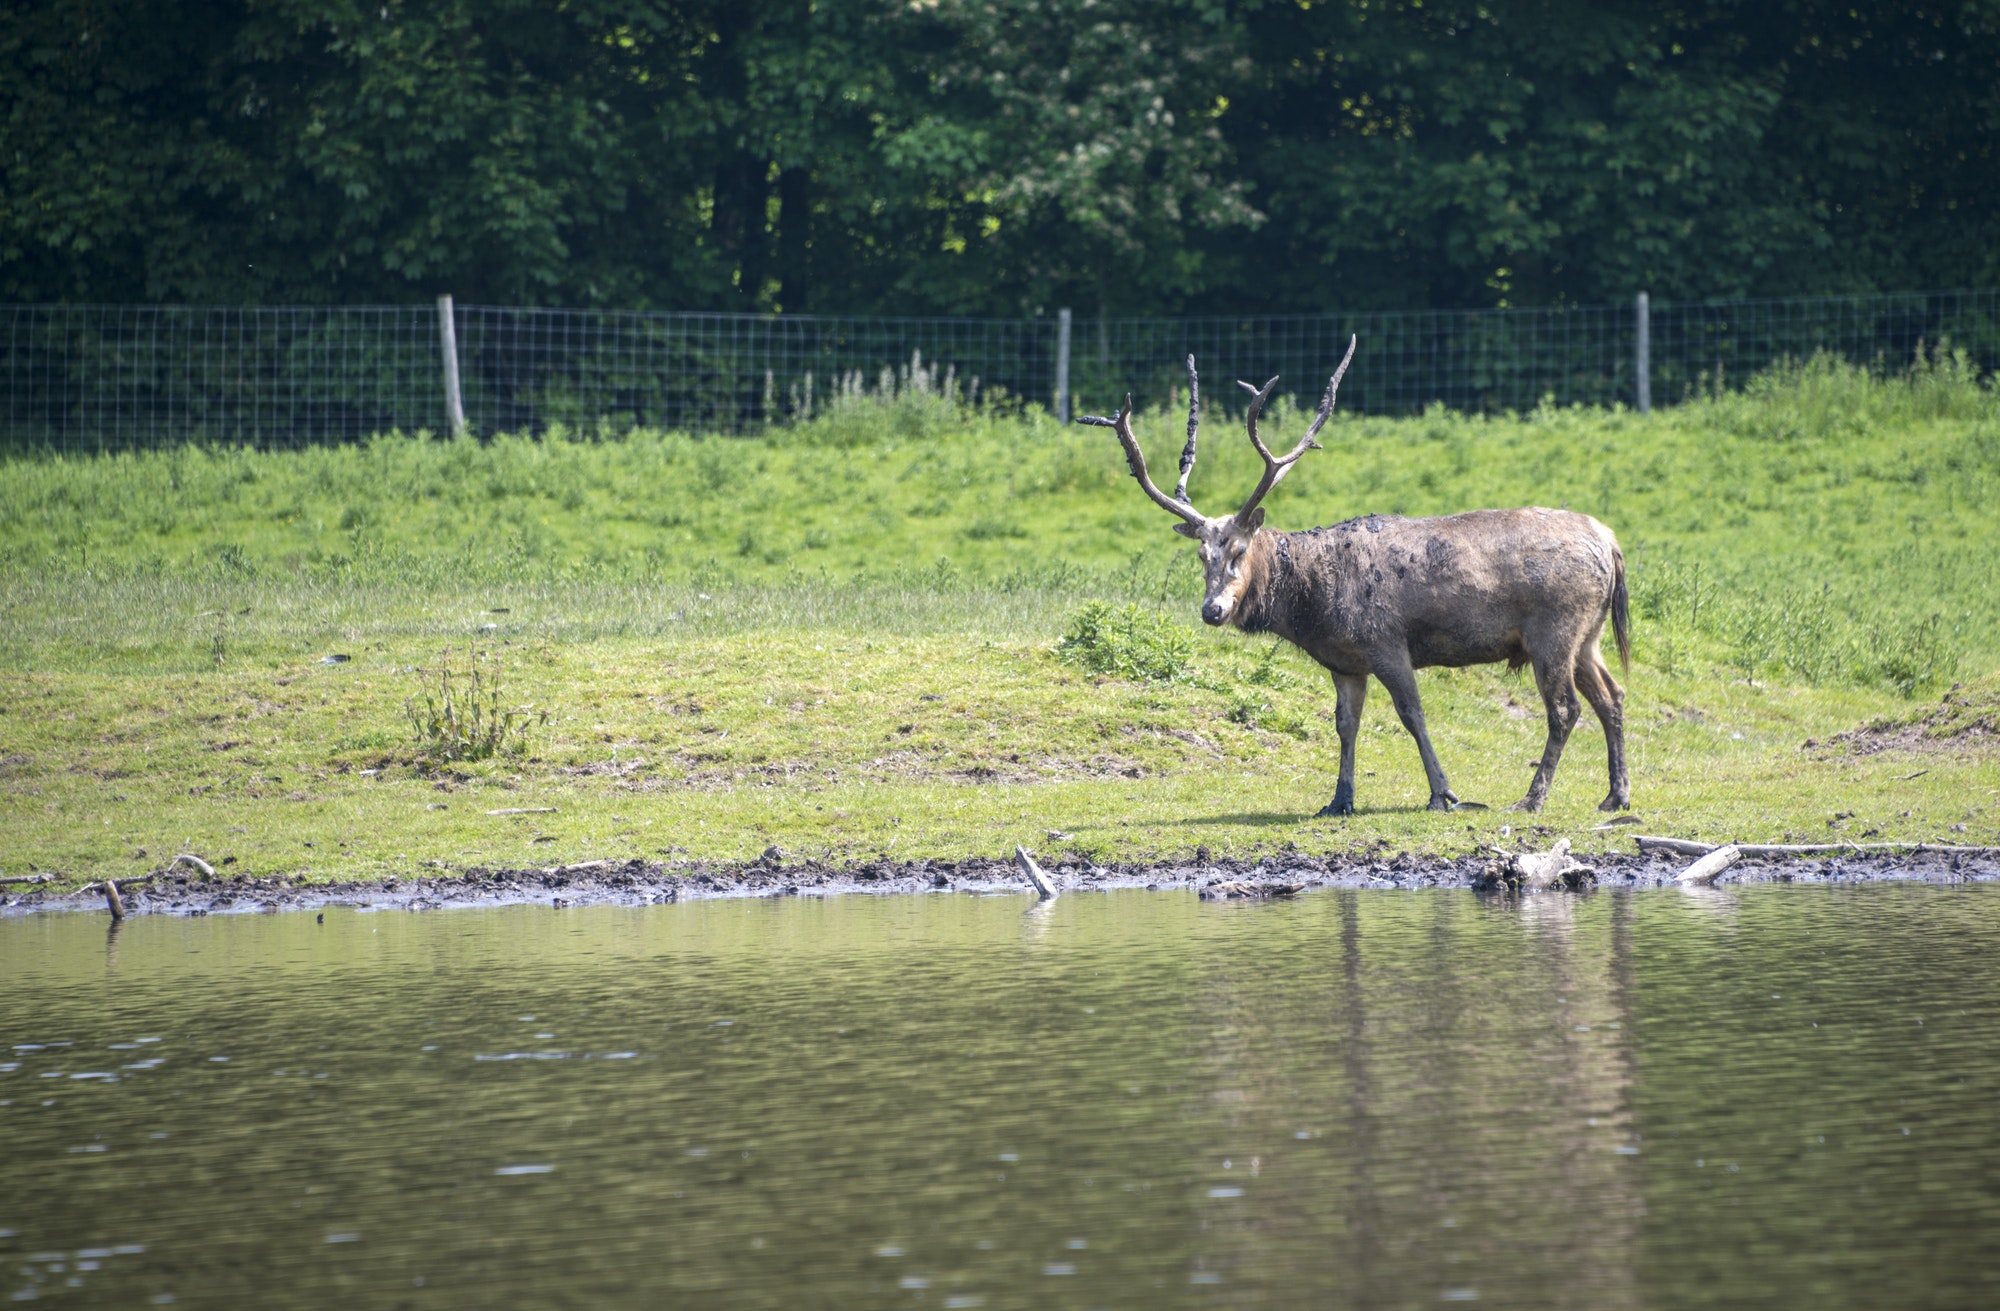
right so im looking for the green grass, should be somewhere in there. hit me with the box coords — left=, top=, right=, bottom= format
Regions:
left=3, top=353, right=1997, bottom=885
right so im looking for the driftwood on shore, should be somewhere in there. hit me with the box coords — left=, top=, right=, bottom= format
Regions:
left=1014, top=846, right=1058, bottom=899
left=1634, top=835, right=2000, bottom=859
left=72, top=869, right=186, bottom=917
left=1676, top=844, right=1742, bottom=886
left=79, top=872, right=162, bottom=893
left=0, top=873, right=54, bottom=887
left=1200, top=880, right=1306, bottom=901
left=79, top=872, right=163, bottom=918
left=1482, top=839, right=1595, bottom=891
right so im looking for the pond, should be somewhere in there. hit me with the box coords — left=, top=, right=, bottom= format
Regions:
left=3, top=885, right=1997, bottom=1308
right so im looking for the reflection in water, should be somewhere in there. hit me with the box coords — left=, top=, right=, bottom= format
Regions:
left=1018, top=894, right=1062, bottom=938
left=1190, top=890, right=1643, bottom=1307
left=3, top=886, right=1999, bottom=1308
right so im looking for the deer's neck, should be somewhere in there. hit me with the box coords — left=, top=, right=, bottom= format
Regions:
left=1233, top=531, right=1299, bottom=640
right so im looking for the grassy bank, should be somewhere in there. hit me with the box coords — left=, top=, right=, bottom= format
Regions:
left=3, top=356, right=1997, bottom=884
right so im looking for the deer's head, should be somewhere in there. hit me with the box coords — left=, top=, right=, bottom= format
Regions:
left=1079, top=338, right=1355, bottom=626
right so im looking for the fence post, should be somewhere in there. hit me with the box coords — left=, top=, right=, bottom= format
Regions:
left=1055, top=307, right=1072, bottom=423
left=437, top=294, right=468, bottom=438
left=1634, top=291, right=1651, bottom=414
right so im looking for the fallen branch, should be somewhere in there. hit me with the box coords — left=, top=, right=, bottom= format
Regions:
left=1634, top=835, right=1999, bottom=859
left=102, top=878, right=125, bottom=919
left=170, top=853, right=216, bottom=877
left=1678, top=844, right=1742, bottom=886
left=1482, top=838, right=1595, bottom=892
left=1014, top=846, right=1058, bottom=899
left=79, top=872, right=162, bottom=897
left=1200, top=880, right=1305, bottom=901
left=548, top=859, right=613, bottom=876
left=0, top=873, right=54, bottom=887
left=487, top=807, right=558, bottom=816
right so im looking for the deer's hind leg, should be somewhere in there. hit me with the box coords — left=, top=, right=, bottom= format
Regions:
left=1509, top=636, right=1585, bottom=813
left=1574, top=646, right=1630, bottom=811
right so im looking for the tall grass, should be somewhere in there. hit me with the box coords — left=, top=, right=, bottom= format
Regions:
left=2, top=351, right=1993, bottom=691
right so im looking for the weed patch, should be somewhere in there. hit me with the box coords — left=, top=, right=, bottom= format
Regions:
left=1056, top=603, right=1199, bottom=683
left=404, top=649, right=549, bottom=764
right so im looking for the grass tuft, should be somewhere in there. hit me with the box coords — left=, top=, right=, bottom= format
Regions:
left=404, top=649, right=548, bottom=764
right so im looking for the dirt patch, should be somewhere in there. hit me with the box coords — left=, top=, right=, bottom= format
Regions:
left=613, top=748, right=1155, bottom=794
left=560, top=756, right=653, bottom=779
left=8, top=846, right=1998, bottom=919
left=1820, top=678, right=2000, bottom=757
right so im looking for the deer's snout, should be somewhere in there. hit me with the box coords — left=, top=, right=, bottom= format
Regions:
left=1201, top=597, right=1230, bottom=626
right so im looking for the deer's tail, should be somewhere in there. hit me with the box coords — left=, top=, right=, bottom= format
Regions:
left=1611, top=550, right=1631, bottom=673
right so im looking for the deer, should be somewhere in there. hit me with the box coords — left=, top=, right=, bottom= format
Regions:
left=1078, top=339, right=1630, bottom=816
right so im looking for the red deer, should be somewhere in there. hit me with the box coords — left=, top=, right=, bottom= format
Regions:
left=1079, top=341, right=1630, bottom=815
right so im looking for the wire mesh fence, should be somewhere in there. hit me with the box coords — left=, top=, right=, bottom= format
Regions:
left=2, top=304, right=441, bottom=451
left=4, top=289, right=1996, bottom=452
left=453, top=307, right=1055, bottom=438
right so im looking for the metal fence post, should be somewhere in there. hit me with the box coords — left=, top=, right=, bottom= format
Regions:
left=437, top=294, right=468, bottom=437
left=1055, top=307, right=1072, bottom=422
left=1634, top=291, right=1651, bottom=414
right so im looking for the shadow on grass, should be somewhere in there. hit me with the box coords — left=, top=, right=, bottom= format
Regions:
left=1175, top=800, right=1498, bottom=827
left=1178, top=810, right=1363, bottom=828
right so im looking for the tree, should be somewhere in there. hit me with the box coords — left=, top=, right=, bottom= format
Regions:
left=1219, top=0, right=2000, bottom=309
left=4, top=0, right=1995, bottom=311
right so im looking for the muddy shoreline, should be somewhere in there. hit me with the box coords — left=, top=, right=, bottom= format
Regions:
left=7, top=847, right=1999, bottom=917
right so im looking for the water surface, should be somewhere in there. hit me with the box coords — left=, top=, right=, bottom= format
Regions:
left=4, top=885, right=1998, bottom=1307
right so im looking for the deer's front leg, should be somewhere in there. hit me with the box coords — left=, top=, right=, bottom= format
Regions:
left=1370, top=655, right=1460, bottom=811
left=1317, top=672, right=1368, bottom=817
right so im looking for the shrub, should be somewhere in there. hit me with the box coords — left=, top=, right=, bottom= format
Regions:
left=777, top=351, right=984, bottom=449
left=404, top=648, right=548, bottom=763
left=1861, top=614, right=1959, bottom=698
left=1056, top=602, right=1198, bottom=682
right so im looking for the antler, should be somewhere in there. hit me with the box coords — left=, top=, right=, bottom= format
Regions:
left=1232, top=334, right=1357, bottom=522
left=1077, top=388, right=1207, bottom=527
left=1173, top=354, right=1200, bottom=504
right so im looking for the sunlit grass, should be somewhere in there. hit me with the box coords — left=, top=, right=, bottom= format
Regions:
left=3, top=630, right=1993, bottom=887
left=2, top=354, right=1997, bottom=885
left=5, top=350, right=1995, bottom=684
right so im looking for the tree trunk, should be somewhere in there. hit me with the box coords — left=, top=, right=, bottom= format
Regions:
left=778, top=165, right=810, bottom=312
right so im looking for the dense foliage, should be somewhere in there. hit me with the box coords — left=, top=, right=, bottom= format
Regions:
left=5, top=0, right=1998, bottom=313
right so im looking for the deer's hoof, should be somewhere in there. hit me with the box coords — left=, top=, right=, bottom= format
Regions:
left=1506, top=796, right=1547, bottom=814
left=1426, top=793, right=1459, bottom=812
left=1598, top=794, right=1631, bottom=813
left=1317, top=797, right=1355, bottom=818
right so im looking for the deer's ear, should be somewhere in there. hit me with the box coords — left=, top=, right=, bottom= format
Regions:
left=1172, top=522, right=1201, bottom=539
left=1239, top=507, right=1265, bottom=532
